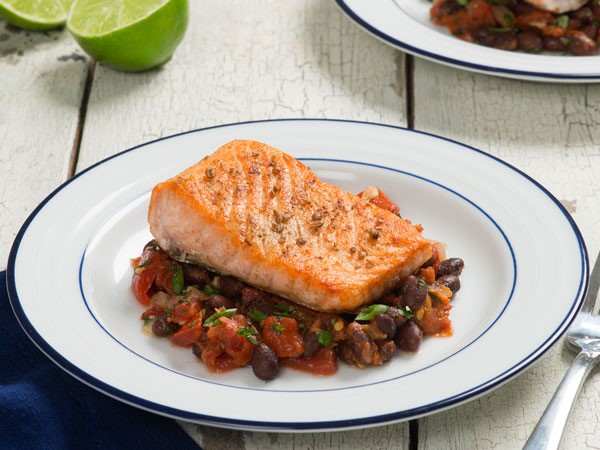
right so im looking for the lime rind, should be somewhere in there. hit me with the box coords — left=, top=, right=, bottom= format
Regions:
left=67, top=0, right=188, bottom=72
left=67, top=0, right=168, bottom=38
left=0, top=0, right=72, bottom=30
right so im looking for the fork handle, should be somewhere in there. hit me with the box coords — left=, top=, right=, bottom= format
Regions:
left=524, top=350, right=599, bottom=450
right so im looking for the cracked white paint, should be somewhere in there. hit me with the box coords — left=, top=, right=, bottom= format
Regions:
left=414, top=58, right=600, bottom=450
left=75, top=0, right=405, bottom=171
left=0, top=24, right=88, bottom=266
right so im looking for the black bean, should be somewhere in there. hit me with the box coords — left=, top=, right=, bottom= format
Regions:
left=303, top=330, right=322, bottom=357
left=240, top=287, right=276, bottom=317
left=373, top=314, right=397, bottom=340
left=513, top=3, right=534, bottom=14
left=252, top=343, right=280, bottom=381
left=219, top=276, right=245, bottom=298
left=517, top=31, right=543, bottom=53
left=395, top=321, right=423, bottom=352
left=182, top=263, right=211, bottom=286
left=593, top=4, right=600, bottom=21
left=569, top=33, right=597, bottom=56
left=437, top=258, right=464, bottom=277
left=543, top=36, right=567, bottom=52
left=581, top=24, right=598, bottom=41
left=376, top=340, right=396, bottom=363
left=400, top=275, right=427, bottom=311
left=488, top=31, right=518, bottom=51
left=152, top=316, right=178, bottom=337
left=472, top=26, right=493, bottom=45
left=191, top=343, right=202, bottom=358
left=570, top=6, right=594, bottom=23
left=346, top=322, right=376, bottom=366
left=207, top=294, right=235, bottom=310
left=386, top=307, right=408, bottom=329
left=436, top=1, right=462, bottom=19
left=436, top=274, right=461, bottom=294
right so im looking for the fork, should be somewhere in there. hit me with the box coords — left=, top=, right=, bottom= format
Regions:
left=524, top=251, right=600, bottom=450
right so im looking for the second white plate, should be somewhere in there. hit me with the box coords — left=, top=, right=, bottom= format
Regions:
left=336, top=0, right=600, bottom=82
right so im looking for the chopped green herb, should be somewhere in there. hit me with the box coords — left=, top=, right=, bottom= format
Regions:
left=203, top=308, right=237, bottom=327
left=355, top=304, right=389, bottom=322
left=275, top=304, right=296, bottom=317
left=430, top=293, right=442, bottom=304
left=171, top=265, right=185, bottom=295
left=330, top=318, right=337, bottom=326
left=554, top=15, right=569, bottom=28
left=503, top=14, right=514, bottom=27
left=249, top=309, right=268, bottom=323
left=488, top=27, right=512, bottom=33
left=203, top=284, right=220, bottom=296
left=317, top=330, right=333, bottom=347
left=236, top=327, right=259, bottom=345
left=135, top=258, right=153, bottom=269
left=457, top=0, right=468, bottom=5
left=271, top=323, right=286, bottom=335
left=417, top=278, right=426, bottom=288
left=398, top=306, right=414, bottom=319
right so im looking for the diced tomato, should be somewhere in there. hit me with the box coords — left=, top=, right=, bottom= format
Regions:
left=167, top=298, right=202, bottom=325
left=417, top=266, right=436, bottom=285
left=416, top=300, right=452, bottom=337
left=140, top=304, right=164, bottom=320
left=171, top=312, right=204, bottom=347
left=201, top=315, right=256, bottom=372
left=358, top=186, right=401, bottom=215
left=131, top=242, right=178, bottom=305
left=441, top=10, right=470, bottom=37
left=261, top=316, right=304, bottom=358
left=465, top=0, right=495, bottom=29
left=427, top=244, right=441, bottom=275
left=515, top=11, right=554, bottom=31
left=281, top=347, right=337, bottom=376
left=542, top=25, right=568, bottom=38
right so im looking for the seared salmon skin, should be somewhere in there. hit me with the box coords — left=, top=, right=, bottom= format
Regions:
left=148, top=140, right=432, bottom=313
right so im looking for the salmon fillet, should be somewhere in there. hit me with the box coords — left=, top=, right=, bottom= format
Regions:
left=148, top=140, right=432, bottom=313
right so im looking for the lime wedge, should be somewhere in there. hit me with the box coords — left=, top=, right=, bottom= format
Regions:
left=0, top=0, right=74, bottom=30
left=67, top=0, right=188, bottom=72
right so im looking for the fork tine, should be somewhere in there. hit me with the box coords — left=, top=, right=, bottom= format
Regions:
left=580, top=251, right=600, bottom=315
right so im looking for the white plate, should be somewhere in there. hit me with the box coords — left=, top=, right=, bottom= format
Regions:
left=7, top=119, right=587, bottom=431
left=336, top=0, right=600, bottom=82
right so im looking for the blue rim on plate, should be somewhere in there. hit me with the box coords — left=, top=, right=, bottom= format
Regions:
left=6, top=119, right=589, bottom=431
left=78, top=157, right=516, bottom=393
left=335, top=0, right=600, bottom=82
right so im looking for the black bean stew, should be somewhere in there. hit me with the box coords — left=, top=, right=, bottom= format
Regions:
left=130, top=187, right=464, bottom=380
left=431, top=0, right=600, bottom=56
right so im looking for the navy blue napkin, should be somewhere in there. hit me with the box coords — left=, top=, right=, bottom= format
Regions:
left=1, top=270, right=202, bottom=450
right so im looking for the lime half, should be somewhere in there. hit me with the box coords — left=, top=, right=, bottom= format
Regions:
left=67, top=0, right=188, bottom=72
left=0, top=0, right=74, bottom=30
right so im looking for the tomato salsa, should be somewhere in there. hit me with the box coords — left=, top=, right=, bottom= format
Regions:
left=130, top=188, right=464, bottom=380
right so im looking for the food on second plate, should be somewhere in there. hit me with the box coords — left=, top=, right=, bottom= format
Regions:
left=131, top=140, right=464, bottom=380
left=430, top=0, right=600, bottom=56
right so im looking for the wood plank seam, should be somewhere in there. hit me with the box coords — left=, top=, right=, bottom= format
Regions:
left=68, top=60, right=96, bottom=178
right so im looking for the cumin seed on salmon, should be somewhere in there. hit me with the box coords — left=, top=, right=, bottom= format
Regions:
left=148, top=139, right=433, bottom=314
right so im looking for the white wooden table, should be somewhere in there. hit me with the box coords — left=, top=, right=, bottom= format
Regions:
left=2, top=1, right=599, bottom=448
